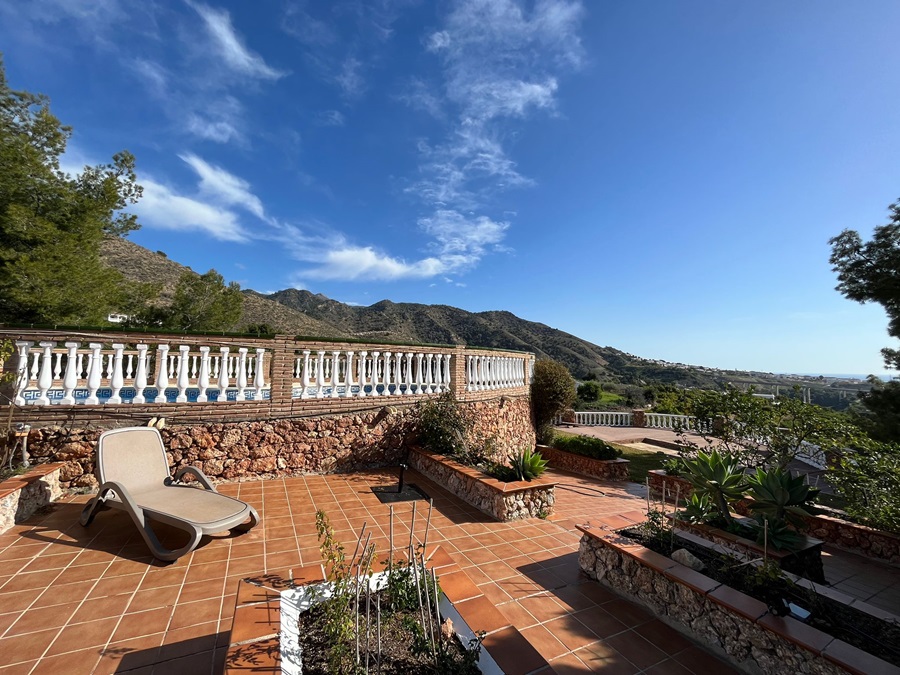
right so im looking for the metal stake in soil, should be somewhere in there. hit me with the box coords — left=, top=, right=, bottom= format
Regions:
left=377, top=594, right=382, bottom=674
left=365, top=569, right=372, bottom=672
left=419, top=550, right=436, bottom=653
left=421, top=498, right=434, bottom=554
left=389, top=505, right=394, bottom=569
left=409, top=501, right=418, bottom=554
left=410, top=544, right=430, bottom=658
left=671, top=485, right=680, bottom=550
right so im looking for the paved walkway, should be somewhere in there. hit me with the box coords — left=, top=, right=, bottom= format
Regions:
left=0, top=468, right=740, bottom=674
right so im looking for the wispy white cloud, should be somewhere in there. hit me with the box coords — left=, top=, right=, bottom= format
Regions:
left=335, top=57, right=365, bottom=98
left=400, top=0, right=585, bottom=275
left=183, top=96, right=245, bottom=144
left=187, top=0, right=286, bottom=80
left=179, top=154, right=267, bottom=221
left=135, top=178, right=250, bottom=243
left=316, top=110, right=346, bottom=127
left=130, top=58, right=168, bottom=96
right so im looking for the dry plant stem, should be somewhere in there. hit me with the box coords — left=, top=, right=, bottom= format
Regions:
left=389, top=505, right=394, bottom=569
left=411, top=544, right=430, bottom=657
left=355, top=558, right=361, bottom=666
left=377, top=594, right=381, bottom=674
left=419, top=550, right=436, bottom=653
left=349, top=522, right=367, bottom=572
left=646, top=477, right=651, bottom=512
left=430, top=568, right=441, bottom=632
left=365, top=574, right=371, bottom=672
left=422, top=499, right=433, bottom=554
left=409, top=501, right=418, bottom=554
left=671, top=485, right=681, bottom=550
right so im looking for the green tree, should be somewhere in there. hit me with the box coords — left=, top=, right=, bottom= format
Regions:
left=531, top=359, right=576, bottom=444
left=577, top=380, right=601, bottom=402
left=830, top=200, right=900, bottom=441
left=0, top=56, right=141, bottom=325
left=161, top=270, right=243, bottom=332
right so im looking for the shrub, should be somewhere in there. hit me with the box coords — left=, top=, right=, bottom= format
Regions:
left=681, top=449, right=746, bottom=526
left=415, top=392, right=473, bottom=460
left=551, top=434, right=619, bottom=460
left=577, top=381, right=601, bottom=402
left=829, top=443, right=900, bottom=534
left=531, top=359, right=575, bottom=443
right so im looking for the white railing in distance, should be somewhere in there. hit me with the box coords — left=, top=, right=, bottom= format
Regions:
left=573, top=411, right=634, bottom=427
left=465, top=354, right=527, bottom=392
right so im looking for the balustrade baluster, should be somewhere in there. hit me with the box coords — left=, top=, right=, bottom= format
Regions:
left=175, top=346, right=191, bottom=403
left=85, top=343, right=103, bottom=405
left=197, top=347, right=211, bottom=402
left=154, top=345, right=171, bottom=403
left=330, top=351, right=340, bottom=398
left=357, top=351, right=368, bottom=397
left=53, top=352, right=63, bottom=381
left=217, top=347, right=231, bottom=401
left=254, top=349, right=266, bottom=399
left=394, top=352, right=403, bottom=395
left=32, top=342, right=56, bottom=406
left=108, top=344, right=126, bottom=404
left=300, top=350, right=311, bottom=399
left=29, top=350, right=39, bottom=384
left=133, top=344, right=149, bottom=404
left=314, top=350, right=326, bottom=399
left=125, top=354, right=134, bottom=381
left=370, top=351, right=380, bottom=396
left=344, top=351, right=355, bottom=397
left=61, top=342, right=80, bottom=405
left=235, top=348, right=249, bottom=401
left=402, top=353, right=412, bottom=395
left=190, top=355, right=199, bottom=380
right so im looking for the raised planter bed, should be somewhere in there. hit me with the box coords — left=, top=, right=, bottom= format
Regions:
left=577, top=522, right=900, bottom=675
left=409, top=448, right=556, bottom=521
left=224, top=546, right=551, bottom=675
left=535, top=443, right=629, bottom=481
left=0, top=462, right=64, bottom=534
left=649, top=470, right=900, bottom=565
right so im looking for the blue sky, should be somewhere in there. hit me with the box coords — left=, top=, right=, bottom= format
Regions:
left=2, top=1, right=899, bottom=376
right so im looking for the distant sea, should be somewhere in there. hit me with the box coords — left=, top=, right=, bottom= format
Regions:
left=791, top=373, right=895, bottom=381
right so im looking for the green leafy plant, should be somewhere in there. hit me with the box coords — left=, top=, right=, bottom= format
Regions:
left=661, top=457, right=684, bottom=477
left=754, top=515, right=805, bottom=551
left=641, top=508, right=671, bottom=540
left=744, top=467, right=819, bottom=529
left=829, top=443, right=900, bottom=534
left=551, top=434, right=619, bottom=460
left=509, top=447, right=548, bottom=481
left=415, top=392, right=474, bottom=460
left=681, top=449, right=746, bottom=525
left=679, top=493, right=715, bottom=523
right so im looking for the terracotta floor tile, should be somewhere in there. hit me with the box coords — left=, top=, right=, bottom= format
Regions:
left=0, top=627, right=61, bottom=666
left=578, top=641, right=640, bottom=675
left=478, top=581, right=513, bottom=606
left=158, top=620, right=219, bottom=661
left=482, top=626, right=548, bottom=675
left=230, top=601, right=280, bottom=644
left=642, top=658, right=695, bottom=675
left=129, top=585, right=180, bottom=612
left=53, top=561, right=109, bottom=586
left=634, top=619, right=694, bottom=656
left=71, top=593, right=133, bottom=624
left=18, top=551, right=78, bottom=573
left=498, top=600, right=538, bottom=629
left=519, top=593, right=569, bottom=623
left=31, top=579, right=95, bottom=607
left=520, top=624, right=570, bottom=660
left=46, top=616, right=119, bottom=656
left=0, top=569, right=62, bottom=593
left=97, top=633, right=165, bottom=672
left=573, top=607, right=628, bottom=639
left=606, top=631, right=668, bottom=669
left=178, top=579, right=225, bottom=604
left=454, top=595, right=510, bottom=634
left=169, top=597, right=223, bottom=631
left=0, top=588, right=40, bottom=613
left=602, top=598, right=653, bottom=628
left=672, top=645, right=738, bottom=674
left=30, top=647, right=101, bottom=674
left=478, top=560, right=516, bottom=580
left=544, top=615, right=600, bottom=651
left=5, top=601, right=79, bottom=637
left=113, top=607, right=175, bottom=642
left=151, top=647, right=215, bottom=674
left=549, top=651, right=595, bottom=674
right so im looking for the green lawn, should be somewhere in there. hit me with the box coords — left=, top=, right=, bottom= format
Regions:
left=552, top=430, right=668, bottom=484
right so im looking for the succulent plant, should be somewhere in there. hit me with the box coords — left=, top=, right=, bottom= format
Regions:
left=745, top=467, right=819, bottom=528
left=681, top=449, right=746, bottom=524
left=679, top=493, right=715, bottom=523
left=510, top=447, right=549, bottom=481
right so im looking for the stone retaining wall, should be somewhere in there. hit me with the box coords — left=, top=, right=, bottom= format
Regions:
left=23, top=395, right=533, bottom=491
left=578, top=526, right=894, bottom=675
left=536, top=444, right=629, bottom=481
left=410, top=448, right=556, bottom=521
left=648, top=470, right=900, bottom=565
left=0, top=463, right=64, bottom=534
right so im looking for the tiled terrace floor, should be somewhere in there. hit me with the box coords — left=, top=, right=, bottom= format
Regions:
left=1, top=468, right=741, bottom=674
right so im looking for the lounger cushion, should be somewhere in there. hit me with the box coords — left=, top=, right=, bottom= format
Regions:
left=131, top=485, right=252, bottom=531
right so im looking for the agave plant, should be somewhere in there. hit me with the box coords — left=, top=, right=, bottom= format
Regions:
left=679, top=493, right=715, bottom=523
left=745, top=467, right=819, bottom=529
left=510, top=447, right=549, bottom=481
left=681, top=449, right=746, bottom=525
left=754, top=514, right=806, bottom=551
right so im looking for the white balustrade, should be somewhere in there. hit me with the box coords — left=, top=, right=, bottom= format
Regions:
left=11, top=340, right=269, bottom=406
left=645, top=413, right=695, bottom=430
left=574, top=411, right=634, bottom=427
left=465, top=353, right=527, bottom=392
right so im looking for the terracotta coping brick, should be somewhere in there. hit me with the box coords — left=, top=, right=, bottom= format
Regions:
left=0, top=462, right=65, bottom=499
left=229, top=601, right=280, bottom=645
left=848, top=598, right=900, bottom=624
left=481, top=626, right=548, bottom=675
left=707, top=585, right=768, bottom=622
left=225, top=636, right=280, bottom=674
left=757, top=614, right=834, bottom=654
left=822, top=638, right=900, bottom=675
left=437, top=569, right=482, bottom=603
left=622, top=546, right=679, bottom=573
left=235, top=580, right=278, bottom=607
left=453, top=595, right=512, bottom=635
left=662, top=565, right=722, bottom=595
